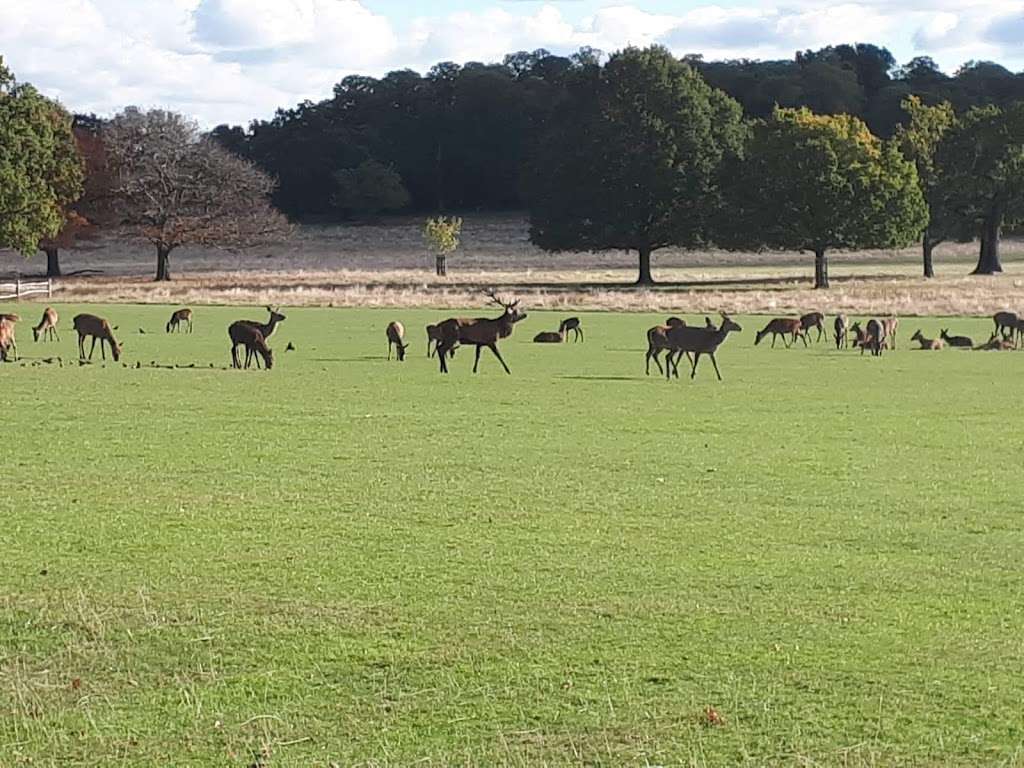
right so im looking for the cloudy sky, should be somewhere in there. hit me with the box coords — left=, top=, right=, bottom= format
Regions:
left=2, top=0, right=1022, bottom=127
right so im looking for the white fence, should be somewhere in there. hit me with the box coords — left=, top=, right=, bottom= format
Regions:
left=0, top=278, right=53, bottom=301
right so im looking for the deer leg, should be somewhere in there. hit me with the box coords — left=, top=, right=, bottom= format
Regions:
left=488, top=343, right=511, bottom=375
left=690, top=352, right=701, bottom=379
left=88, top=336, right=97, bottom=360
left=387, top=341, right=391, bottom=361
left=709, top=353, right=723, bottom=381
left=472, top=344, right=483, bottom=373
left=437, top=342, right=450, bottom=373
left=646, top=348, right=658, bottom=376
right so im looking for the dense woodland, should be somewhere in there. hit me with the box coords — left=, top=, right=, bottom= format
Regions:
left=205, top=45, right=1024, bottom=219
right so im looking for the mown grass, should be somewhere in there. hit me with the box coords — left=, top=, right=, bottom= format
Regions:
left=1, top=303, right=1023, bottom=767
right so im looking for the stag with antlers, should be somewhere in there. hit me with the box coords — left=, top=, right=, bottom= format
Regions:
left=433, top=291, right=527, bottom=374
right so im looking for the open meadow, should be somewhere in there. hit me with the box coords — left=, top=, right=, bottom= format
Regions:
left=2, top=303, right=1023, bottom=766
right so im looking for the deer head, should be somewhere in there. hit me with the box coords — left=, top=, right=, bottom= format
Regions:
left=484, top=290, right=527, bottom=324
left=266, top=305, right=287, bottom=323
left=719, top=312, right=742, bottom=333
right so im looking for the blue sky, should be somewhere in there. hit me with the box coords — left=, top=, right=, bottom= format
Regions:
left=1, top=0, right=1021, bottom=126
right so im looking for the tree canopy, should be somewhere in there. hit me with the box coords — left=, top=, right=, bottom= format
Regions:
left=105, top=108, right=289, bottom=281
left=524, top=45, right=746, bottom=284
left=722, top=108, right=927, bottom=288
left=0, top=58, right=83, bottom=255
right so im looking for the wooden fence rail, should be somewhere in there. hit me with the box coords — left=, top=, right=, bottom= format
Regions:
left=0, top=278, right=53, bottom=301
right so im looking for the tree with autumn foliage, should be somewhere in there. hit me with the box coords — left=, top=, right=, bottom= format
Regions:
left=105, top=108, right=289, bottom=281
left=0, top=58, right=83, bottom=256
left=722, top=108, right=927, bottom=288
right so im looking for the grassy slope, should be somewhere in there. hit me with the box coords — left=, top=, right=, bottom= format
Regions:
left=1, top=304, right=1023, bottom=767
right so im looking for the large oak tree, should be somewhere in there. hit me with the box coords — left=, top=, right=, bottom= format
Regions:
left=105, top=108, right=288, bottom=281
left=524, top=46, right=746, bottom=284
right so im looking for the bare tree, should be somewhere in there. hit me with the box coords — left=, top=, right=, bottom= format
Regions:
left=105, top=108, right=289, bottom=281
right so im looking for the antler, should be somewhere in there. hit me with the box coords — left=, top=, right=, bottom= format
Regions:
left=483, top=289, right=507, bottom=308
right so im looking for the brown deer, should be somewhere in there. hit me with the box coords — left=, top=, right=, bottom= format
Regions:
left=166, top=308, right=193, bottom=333
left=910, top=330, right=945, bottom=350
left=73, top=314, right=122, bottom=361
left=386, top=321, right=409, bottom=360
left=882, top=317, right=899, bottom=350
left=426, top=323, right=444, bottom=357
left=33, top=307, right=59, bottom=342
left=559, top=317, right=583, bottom=343
left=993, top=311, right=1018, bottom=340
left=864, top=318, right=884, bottom=356
left=664, top=317, right=720, bottom=375
left=434, top=291, right=527, bottom=374
left=754, top=318, right=806, bottom=348
left=0, top=318, right=15, bottom=362
left=665, top=313, right=743, bottom=381
left=975, top=333, right=1015, bottom=351
left=645, top=316, right=687, bottom=375
left=940, top=329, right=973, bottom=348
left=228, top=321, right=273, bottom=369
left=834, top=314, right=848, bottom=349
left=800, top=312, right=827, bottom=343
left=533, top=329, right=564, bottom=343
left=0, top=314, right=18, bottom=360
left=237, top=306, right=286, bottom=343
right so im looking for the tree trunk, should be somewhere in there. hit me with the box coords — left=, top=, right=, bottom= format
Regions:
left=636, top=246, right=654, bottom=285
left=45, top=247, right=62, bottom=278
left=435, top=254, right=447, bottom=276
left=813, top=248, right=829, bottom=289
left=922, top=237, right=935, bottom=279
left=155, top=245, right=172, bottom=282
left=972, top=216, right=1003, bottom=275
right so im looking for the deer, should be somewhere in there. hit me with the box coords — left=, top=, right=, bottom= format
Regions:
left=533, top=328, right=564, bottom=343
left=800, top=312, right=827, bottom=343
left=433, top=290, right=527, bottom=374
left=645, top=316, right=687, bottom=375
left=833, top=314, right=848, bottom=349
left=386, top=321, right=409, bottom=360
left=237, top=306, right=286, bottom=343
left=73, top=314, right=122, bottom=361
left=754, top=318, right=806, bottom=348
left=975, top=333, right=1015, bottom=351
left=882, top=317, right=899, bottom=350
left=1015, top=318, right=1024, bottom=349
left=910, top=330, right=945, bottom=350
left=863, top=318, right=885, bottom=356
left=559, top=317, right=583, bottom=343
left=166, top=308, right=193, bottom=333
left=940, top=329, right=973, bottom=348
left=228, top=321, right=273, bottom=369
left=665, top=313, right=743, bottom=381
left=426, top=323, right=444, bottom=358
left=993, top=311, right=1018, bottom=340
left=0, top=318, right=15, bottom=362
left=32, top=307, right=59, bottom=342
left=0, top=314, right=18, bottom=360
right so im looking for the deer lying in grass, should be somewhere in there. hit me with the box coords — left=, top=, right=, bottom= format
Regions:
left=834, top=314, right=848, bottom=349
left=73, top=314, right=122, bottom=361
left=228, top=321, right=273, bottom=369
left=33, top=307, right=59, bottom=342
left=800, top=312, right=826, bottom=343
left=975, top=333, right=1015, bottom=351
left=645, top=317, right=687, bottom=375
left=0, top=318, right=15, bottom=362
left=755, top=318, right=806, bottom=348
left=993, top=311, right=1018, bottom=340
left=665, top=313, right=743, bottom=381
left=910, top=330, right=945, bottom=350
left=940, top=329, right=973, bottom=348
left=166, top=308, right=193, bottom=333
left=559, top=317, right=583, bottom=343
left=386, top=321, right=409, bottom=360
left=533, top=328, right=564, bottom=343
left=434, top=291, right=527, bottom=374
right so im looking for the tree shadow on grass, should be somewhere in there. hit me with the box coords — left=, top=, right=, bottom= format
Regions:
left=555, top=375, right=641, bottom=382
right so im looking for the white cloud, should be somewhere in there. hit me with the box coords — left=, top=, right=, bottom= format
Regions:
left=1, top=0, right=1021, bottom=127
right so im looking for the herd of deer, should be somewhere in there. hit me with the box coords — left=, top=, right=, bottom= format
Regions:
left=2, top=298, right=1023, bottom=375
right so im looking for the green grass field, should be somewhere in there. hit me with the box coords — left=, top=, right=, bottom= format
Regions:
left=2, top=304, right=1023, bottom=767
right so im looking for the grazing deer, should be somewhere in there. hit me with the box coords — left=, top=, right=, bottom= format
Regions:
left=533, top=329, right=564, bottom=343
left=558, top=317, right=583, bottom=343
left=33, top=307, right=59, bottom=342
left=882, top=317, right=899, bottom=350
left=754, top=318, right=806, bottom=348
left=940, top=329, right=973, bottom=348
left=910, top=330, right=945, bottom=350
left=975, top=333, right=1015, bottom=351
left=237, top=306, right=286, bottom=343
left=993, top=311, right=1018, bottom=340
left=73, top=314, right=122, bottom=361
left=434, top=291, right=527, bottom=374
left=800, top=312, right=827, bottom=342
left=665, top=313, right=743, bottom=381
left=166, top=308, right=193, bottom=333
left=645, top=316, right=687, bottom=376
left=386, top=321, right=409, bottom=360
left=833, top=314, right=848, bottom=349
left=228, top=321, right=273, bottom=369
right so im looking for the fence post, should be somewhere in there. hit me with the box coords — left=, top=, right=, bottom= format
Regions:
left=47, top=278, right=52, bottom=298
left=15, top=278, right=20, bottom=300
